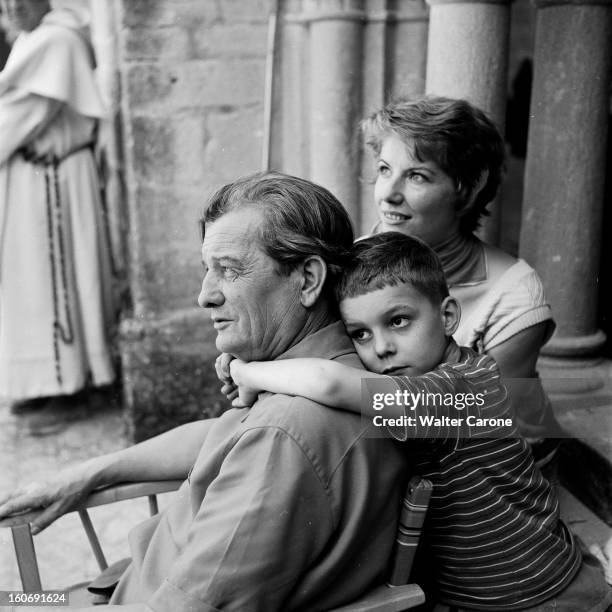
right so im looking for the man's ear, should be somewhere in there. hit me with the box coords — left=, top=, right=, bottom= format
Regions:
left=299, top=256, right=327, bottom=308
left=457, top=169, right=489, bottom=216
left=440, top=296, right=461, bottom=337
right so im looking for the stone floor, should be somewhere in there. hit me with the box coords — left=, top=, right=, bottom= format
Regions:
left=542, top=358, right=612, bottom=463
left=0, top=393, right=173, bottom=593
left=541, top=358, right=612, bottom=526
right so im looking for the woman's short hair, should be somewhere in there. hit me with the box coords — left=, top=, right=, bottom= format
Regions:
left=336, top=232, right=449, bottom=305
left=201, top=171, right=354, bottom=300
left=361, top=96, right=506, bottom=235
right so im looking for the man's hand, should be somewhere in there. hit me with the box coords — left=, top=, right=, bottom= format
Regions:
left=0, top=460, right=102, bottom=534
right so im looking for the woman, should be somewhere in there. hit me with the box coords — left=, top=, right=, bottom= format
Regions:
left=0, top=0, right=115, bottom=418
left=361, top=96, right=561, bottom=468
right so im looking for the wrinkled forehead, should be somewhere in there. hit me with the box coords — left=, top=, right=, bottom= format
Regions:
left=201, top=207, right=265, bottom=262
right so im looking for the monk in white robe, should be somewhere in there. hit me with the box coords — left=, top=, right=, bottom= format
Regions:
left=0, top=0, right=115, bottom=405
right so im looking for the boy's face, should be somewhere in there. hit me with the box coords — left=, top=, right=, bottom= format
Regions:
left=339, top=283, right=459, bottom=376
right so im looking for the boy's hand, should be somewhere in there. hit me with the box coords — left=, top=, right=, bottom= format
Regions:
left=229, top=359, right=260, bottom=408
left=215, top=353, right=240, bottom=403
left=215, top=353, right=234, bottom=384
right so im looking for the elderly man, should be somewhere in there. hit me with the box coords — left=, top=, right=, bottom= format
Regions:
left=0, top=172, right=408, bottom=611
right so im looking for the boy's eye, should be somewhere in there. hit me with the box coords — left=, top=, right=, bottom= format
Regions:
left=350, top=329, right=371, bottom=343
left=389, top=316, right=410, bottom=329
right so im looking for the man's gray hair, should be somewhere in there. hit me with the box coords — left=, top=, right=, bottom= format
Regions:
left=201, top=171, right=354, bottom=299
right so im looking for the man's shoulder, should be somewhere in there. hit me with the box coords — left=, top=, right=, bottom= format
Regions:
left=245, top=349, right=365, bottom=435
left=247, top=350, right=364, bottom=434
left=242, top=389, right=399, bottom=487
left=247, top=391, right=363, bottom=447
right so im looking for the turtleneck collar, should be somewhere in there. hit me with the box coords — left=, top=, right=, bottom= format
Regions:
left=368, top=224, right=488, bottom=287
left=432, top=232, right=486, bottom=287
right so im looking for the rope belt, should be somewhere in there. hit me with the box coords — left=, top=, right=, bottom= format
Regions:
left=19, top=142, right=94, bottom=387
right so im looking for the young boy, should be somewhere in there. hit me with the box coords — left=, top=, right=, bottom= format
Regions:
left=218, top=232, right=612, bottom=612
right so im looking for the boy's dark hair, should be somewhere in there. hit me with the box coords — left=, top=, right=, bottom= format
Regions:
left=335, top=232, right=449, bottom=305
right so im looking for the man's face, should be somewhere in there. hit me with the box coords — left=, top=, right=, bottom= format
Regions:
left=198, top=207, right=304, bottom=362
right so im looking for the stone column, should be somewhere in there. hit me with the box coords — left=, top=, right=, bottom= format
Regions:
left=115, top=0, right=269, bottom=440
left=301, top=0, right=366, bottom=223
left=425, top=0, right=513, bottom=244
left=520, top=0, right=612, bottom=361
left=279, top=0, right=309, bottom=177
left=89, top=0, right=128, bottom=276
left=387, top=2, right=429, bottom=99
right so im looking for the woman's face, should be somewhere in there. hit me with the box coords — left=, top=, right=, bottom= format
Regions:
left=2, top=0, right=49, bottom=32
left=373, top=133, right=460, bottom=247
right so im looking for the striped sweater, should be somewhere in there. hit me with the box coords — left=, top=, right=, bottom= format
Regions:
left=373, top=344, right=581, bottom=610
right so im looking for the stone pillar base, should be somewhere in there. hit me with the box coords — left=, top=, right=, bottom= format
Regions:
left=559, top=438, right=612, bottom=525
left=541, top=329, right=607, bottom=360
left=541, top=357, right=612, bottom=524
left=538, top=351, right=607, bottom=395
left=119, top=310, right=227, bottom=442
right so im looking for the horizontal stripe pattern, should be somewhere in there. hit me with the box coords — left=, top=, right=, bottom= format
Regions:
left=390, top=347, right=580, bottom=610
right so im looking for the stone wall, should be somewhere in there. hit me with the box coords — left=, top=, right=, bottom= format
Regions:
left=114, top=0, right=433, bottom=440
left=116, top=0, right=271, bottom=440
